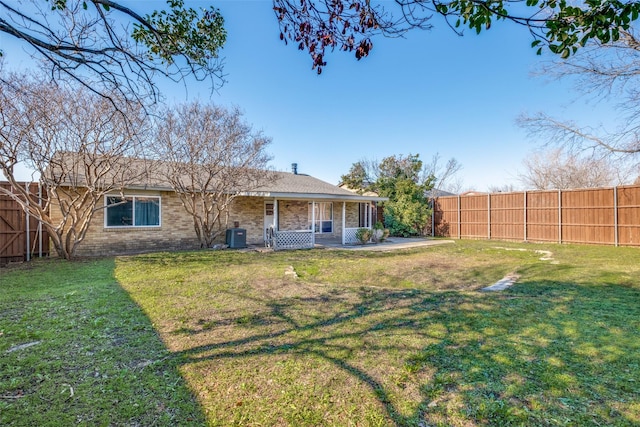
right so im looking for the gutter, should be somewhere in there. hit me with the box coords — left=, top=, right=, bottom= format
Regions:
left=241, top=191, right=388, bottom=202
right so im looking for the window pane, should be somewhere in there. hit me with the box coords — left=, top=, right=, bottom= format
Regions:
left=308, top=202, right=332, bottom=232
left=322, top=203, right=333, bottom=220
left=134, top=197, right=160, bottom=226
left=106, top=197, right=133, bottom=226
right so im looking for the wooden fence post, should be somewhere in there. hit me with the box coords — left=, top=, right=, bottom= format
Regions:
left=431, top=199, right=435, bottom=237
left=457, top=194, right=461, bottom=239
left=487, top=194, right=491, bottom=239
left=524, top=190, right=527, bottom=242
left=420, top=185, right=640, bottom=247
left=24, top=182, right=30, bottom=261
left=614, top=186, right=619, bottom=247
left=38, top=183, right=43, bottom=258
left=558, top=190, right=562, bottom=244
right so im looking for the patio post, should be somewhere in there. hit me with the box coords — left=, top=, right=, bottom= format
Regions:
left=273, top=199, right=279, bottom=249
left=342, top=202, right=346, bottom=245
left=274, top=199, right=278, bottom=231
left=311, top=201, right=315, bottom=246
left=364, top=202, right=367, bottom=228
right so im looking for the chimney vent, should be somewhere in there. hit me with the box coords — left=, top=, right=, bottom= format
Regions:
left=291, top=163, right=298, bottom=174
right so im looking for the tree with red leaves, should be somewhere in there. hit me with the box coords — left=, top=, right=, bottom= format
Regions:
left=274, top=0, right=640, bottom=74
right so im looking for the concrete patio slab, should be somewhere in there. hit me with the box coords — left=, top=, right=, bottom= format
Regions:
left=318, top=237, right=455, bottom=251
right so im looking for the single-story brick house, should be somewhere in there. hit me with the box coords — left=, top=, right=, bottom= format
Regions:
left=60, top=165, right=386, bottom=257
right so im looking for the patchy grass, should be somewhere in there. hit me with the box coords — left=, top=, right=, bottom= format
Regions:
left=2, top=240, right=640, bottom=426
left=0, top=259, right=205, bottom=426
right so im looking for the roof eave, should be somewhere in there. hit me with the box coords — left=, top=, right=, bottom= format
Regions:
left=241, top=191, right=387, bottom=202
left=125, top=184, right=174, bottom=192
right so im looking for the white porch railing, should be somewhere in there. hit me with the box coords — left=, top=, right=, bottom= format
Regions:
left=272, top=229, right=314, bottom=250
left=343, top=227, right=363, bottom=245
left=266, top=226, right=371, bottom=249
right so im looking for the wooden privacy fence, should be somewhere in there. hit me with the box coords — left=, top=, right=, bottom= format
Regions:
left=432, top=185, right=640, bottom=247
left=0, top=182, right=49, bottom=264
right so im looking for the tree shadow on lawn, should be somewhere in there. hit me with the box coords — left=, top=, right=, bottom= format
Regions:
left=167, top=279, right=640, bottom=426
left=0, top=258, right=207, bottom=426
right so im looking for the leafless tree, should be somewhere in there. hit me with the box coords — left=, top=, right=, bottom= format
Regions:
left=0, top=69, right=148, bottom=259
left=154, top=102, right=274, bottom=248
left=488, top=184, right=519, bottom=193
left=423, top=153, right=463, bottom=194
left=0, top=0, right=226, bottom=107
left=518, top=148, right=627, bottom=190
left=519, top=28, right=640, bottom=163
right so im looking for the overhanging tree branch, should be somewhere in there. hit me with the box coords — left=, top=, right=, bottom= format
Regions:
left=519, top=27, right=640, bottom=166
left=0, top=0, right=226, bottom=107
left=274, top=0, right=640, bottom=72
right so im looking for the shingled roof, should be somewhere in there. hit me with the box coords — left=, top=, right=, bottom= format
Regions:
left=49, top=152, right=385, bottom=202
left=245, top=171, right=386, bottom=201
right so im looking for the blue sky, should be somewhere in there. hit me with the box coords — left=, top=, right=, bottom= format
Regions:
left=4, top=1, right=616, bottom=190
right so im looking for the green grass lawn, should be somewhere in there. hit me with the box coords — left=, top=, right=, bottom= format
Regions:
left=1, top=240, right=639, bottom=426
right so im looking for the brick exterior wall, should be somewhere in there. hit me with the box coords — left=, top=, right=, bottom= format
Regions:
left=328, top=201, right=360, bottom=237
left=345, top=202, right=360, bottom=228
left=62, top=190, right=200, bottom=257
left=50, top=191, right=369, bottom=257
left=277, top=200, right=309, bottom=232
left=227, top=196, right=264, bottom=244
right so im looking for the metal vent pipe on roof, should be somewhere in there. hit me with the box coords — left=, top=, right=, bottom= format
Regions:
left=291, top=163, right=298, bottom=174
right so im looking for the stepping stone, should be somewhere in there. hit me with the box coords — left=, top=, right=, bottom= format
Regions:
left=482, top=274, right=519, bottom=292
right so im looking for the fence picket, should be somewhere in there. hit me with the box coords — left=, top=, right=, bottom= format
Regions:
left=0, top=182, right=49, bottom=264
left=432, top=185, right=640, bottom=247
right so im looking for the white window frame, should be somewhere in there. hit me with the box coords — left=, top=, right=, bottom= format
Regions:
left=308, top=202, right=333, bottom=234
left=104, top=194, right=162, bottom=228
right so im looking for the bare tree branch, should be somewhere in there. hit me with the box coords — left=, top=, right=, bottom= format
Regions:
left=518, top=148, right=630, bottom=190
left=423, top=153, right=462, bottom=194
left=0, top=0, right=226, bottom=108
left=520, top=28, right=640, bottom=162
left=154, top=102, right=274, bottom=248
left=0, top=68, right=149, bottom=259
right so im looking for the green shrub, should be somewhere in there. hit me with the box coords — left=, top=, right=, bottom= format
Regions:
left=355, top=227, right=372, bottom=244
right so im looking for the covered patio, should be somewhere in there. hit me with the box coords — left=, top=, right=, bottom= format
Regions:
left=264, top=197, right=385, bottom=250
left=238, top=169, right=386, bottom=251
